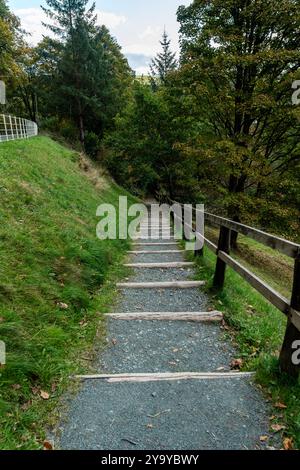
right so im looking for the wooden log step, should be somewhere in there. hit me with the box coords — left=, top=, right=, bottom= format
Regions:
left=133, top=236, right=176, bottom=240
left=106, top=311, right=223, bottom=322
left=73, top=371, right=255, bottom=383
left=117, top=281, right=206, bottom=289
left=128, top=250, right=183, bottom=254
left=133, top=242, right=178, bottom=246
left=124, top=262, right=194, bottom=268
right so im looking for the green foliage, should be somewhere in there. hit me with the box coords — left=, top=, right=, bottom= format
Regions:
left=105, top=82, right=174, bottom=196
left=150, top=29, right=177, bottom=88
left=0, top=136, right=136, bottom=449
left=176, top=0, right=300, bottom=229
left=84, top=131, right=101, bottom=159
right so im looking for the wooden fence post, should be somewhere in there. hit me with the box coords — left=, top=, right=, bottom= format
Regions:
left=279, top=252, right=300, bottom=378
left=195, top=246, right=204, bottom=257
left=213, top=226, right=231, bottom=289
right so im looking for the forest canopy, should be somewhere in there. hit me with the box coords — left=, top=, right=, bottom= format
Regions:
left=0, top=0, right=299, bottom=240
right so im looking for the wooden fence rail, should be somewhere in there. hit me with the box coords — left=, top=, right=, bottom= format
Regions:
left=170, top=200, right=300, bottom=378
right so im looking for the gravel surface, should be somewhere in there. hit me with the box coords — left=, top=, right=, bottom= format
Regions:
left=117, top=287, right=208, bottom=312
left=131, top=268, right=193, bottom=282
left=58, top=222, right=272, bottom=450
left=132, top=245, right=180, bottom=251
left=59, top=379, right=271, bottom=450
left=129, top=252, right=188, bottom=263
left=98, top=319, right=234, bottom=373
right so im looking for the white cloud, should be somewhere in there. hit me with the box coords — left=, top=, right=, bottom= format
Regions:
left=15, top=8, right=50, bottom=45
left=135, top=66, right=151, bottom=76
left=139, top=25, right=161, bottom=40
left=14, top=7, right=127, bottom=46
left=123, top=43, right=158, bottom=57
left=95, top=10, right=127, bottom=29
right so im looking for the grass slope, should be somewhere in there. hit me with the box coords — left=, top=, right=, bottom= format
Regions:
left=0, top=136, right=135, bottom=449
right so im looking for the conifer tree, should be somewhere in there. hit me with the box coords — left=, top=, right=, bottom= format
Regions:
left=42, top=0, right=97, bottom=144
left=150, top=29, right=177, bottom=86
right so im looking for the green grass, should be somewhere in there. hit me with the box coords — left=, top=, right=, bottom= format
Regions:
left=0, top=136, right=136, bottom=449
left=186, top=246, right=300, bottom=449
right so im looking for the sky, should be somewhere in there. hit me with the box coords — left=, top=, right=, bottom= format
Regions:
left=9, top=0, right=191, bottom=75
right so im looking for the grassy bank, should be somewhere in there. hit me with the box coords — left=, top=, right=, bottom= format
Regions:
left=0, top=136, right=135, bottom=449
left=187, top=246, right=300, bottom=449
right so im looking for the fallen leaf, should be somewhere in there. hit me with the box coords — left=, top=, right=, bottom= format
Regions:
left=230, top=358, right=244, bottom=370
left=271, top=424, right=286, bottom=433
left=275, top=402, right=287, bottom=410
left=40, top=390, right=50, bottom=400
left=11, top=384, right=21, bottom=390
left=31, top=386, right=39, bottom=395
left=43, top=440, right=54, bottom=451
left=21, top=401, right=32, bottom=411
left=57, top=302, right=68, bottom=310
left=283, top=437, right=293, bottom=450
left=260, top=436, right=269, bottom=442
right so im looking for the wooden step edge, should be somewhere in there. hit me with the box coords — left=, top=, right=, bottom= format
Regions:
left=124, top=262, right=194, bottom=268
left=72, top=371, right=255, bottom=383
left=128, top=250, right=184, bottom=254
left=116, top=281, right=206, bottom=289
left=133, top=242, right=178, bottom=246
left=106, top=311, right=223, bottom=322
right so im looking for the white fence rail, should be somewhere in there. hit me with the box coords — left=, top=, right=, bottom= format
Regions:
left=0, top=114, right=38, bottom=142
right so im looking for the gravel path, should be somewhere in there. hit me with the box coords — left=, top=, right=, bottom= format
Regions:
left=60, top=379, right=270, bottom=450
left=131, top=268, right=194, bottom=282
left=58, top=214, right=273, bottom=450
left=98, top=319, right=235, bottom=373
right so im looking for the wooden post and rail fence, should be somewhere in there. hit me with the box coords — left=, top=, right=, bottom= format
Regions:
left=168, top=199, right=300, bottom=378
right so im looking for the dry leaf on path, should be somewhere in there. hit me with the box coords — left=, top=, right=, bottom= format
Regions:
left=283, top=437, right=293, bottom=450
left=43, top=440, right=54, bottom=450
left=230, top=358, right=243, bottom=370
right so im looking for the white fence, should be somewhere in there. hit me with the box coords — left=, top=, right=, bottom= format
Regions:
left=0, top=114, right=38, bottom=142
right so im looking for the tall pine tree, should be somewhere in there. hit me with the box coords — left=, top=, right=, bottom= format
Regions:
left=150, top=29, right=177, bottom=86
left=42, top=0, right=97, bottom=144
